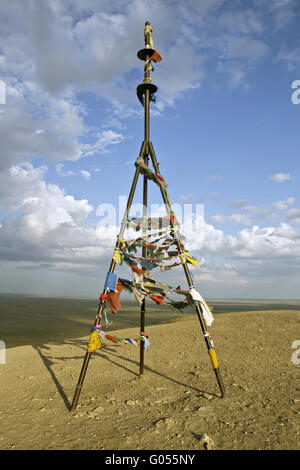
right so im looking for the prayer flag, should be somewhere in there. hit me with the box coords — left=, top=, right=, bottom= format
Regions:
left=104, top=334, right=119, bottom=344
left=149, top=294, right=165, bottom=305
left=104, top=272, right=118, bottom=292
left=189, top=288, right=214, bottom=326
left=183, top=250, right=198, bottom=266
left=88, top=330, right=102, bottom=353
left=151, top=50, right=162, bottom=63
left=107, top=279, right=124, bottom=315
left=129, top=265, right=145, bottom=275
left=112, top=248, right=123, bottom=265
left=132, top=271, right=146, bottom=305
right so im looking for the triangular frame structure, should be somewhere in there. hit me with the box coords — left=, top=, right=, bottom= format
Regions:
left=70, top=22, right=225, bottom=412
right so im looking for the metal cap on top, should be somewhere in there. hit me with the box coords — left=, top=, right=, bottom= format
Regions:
left=137, top=21, right=156, bottom=61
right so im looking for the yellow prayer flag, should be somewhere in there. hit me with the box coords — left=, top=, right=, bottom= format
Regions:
left=88, top=330, right=101, bottom=353
left=112, top=248, right=122, bottom=264
left=183, top=250, right=198, bottom=266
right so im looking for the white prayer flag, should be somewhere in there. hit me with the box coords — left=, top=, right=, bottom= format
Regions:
left=132, top=271, right=146, bottom=305
left=190, top=288, right=214, bottom=327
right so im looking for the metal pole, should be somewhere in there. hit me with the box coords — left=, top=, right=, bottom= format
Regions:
left=138, top=23, right=152, bottom=376
left=140, top=85, right=150, bottom=375
left=139, top=167, right=147, bottom=375
left=139, top=168, right=147, bottom=375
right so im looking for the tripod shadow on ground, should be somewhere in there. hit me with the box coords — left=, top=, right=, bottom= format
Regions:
left=34, top=338, right=217, bottom=411
left=33, top=345, right=72, bottom=409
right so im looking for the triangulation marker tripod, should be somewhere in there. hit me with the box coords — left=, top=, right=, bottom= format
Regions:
left=70, top=21, right=226, bottom=413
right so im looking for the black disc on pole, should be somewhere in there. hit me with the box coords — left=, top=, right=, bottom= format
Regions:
left=137, top=47, right=156, bottom=61
left=137, top=83, right=157, bottom=105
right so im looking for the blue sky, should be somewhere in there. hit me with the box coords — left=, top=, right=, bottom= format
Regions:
left=0, top=0, right=300, bottom=299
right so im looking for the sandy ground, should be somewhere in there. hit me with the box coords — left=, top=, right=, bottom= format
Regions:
left=0, top=309, right=299, bottom=450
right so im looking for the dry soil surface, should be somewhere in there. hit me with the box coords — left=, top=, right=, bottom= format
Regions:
left=0, top=310, right=299, bottom=450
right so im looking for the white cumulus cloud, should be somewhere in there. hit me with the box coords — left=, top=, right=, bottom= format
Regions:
left=269, top=173, right=291, bottom=182
left=80, top=170, right=91, bottom=180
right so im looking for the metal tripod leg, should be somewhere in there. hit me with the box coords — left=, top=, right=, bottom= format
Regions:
left=70, top=144, right=147, bottom=413
left=148, top=140, right=226, bottom=398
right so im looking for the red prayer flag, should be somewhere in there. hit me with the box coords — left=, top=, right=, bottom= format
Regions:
left=107, top=280, right=124, bottom=315
left=154, top=173, right=165, bottom=183
left=129, top=265, right=145, bottom=275
left=149, top=295, right=165, bottom=305
left=168, top=262, right=181, bottom=268
left=152, top=50, right=162, bottom=63
left=167, top=251, right=178, bottom=257
left=104, top=334, right=119, bottom=344
left=142, top=243, right=157, bottom=248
